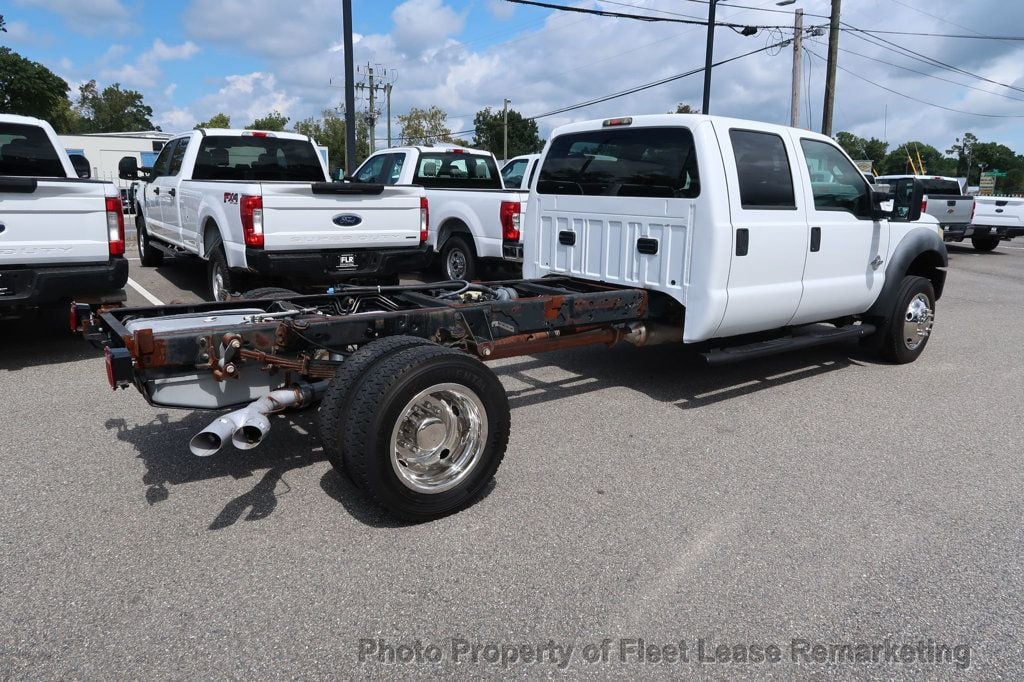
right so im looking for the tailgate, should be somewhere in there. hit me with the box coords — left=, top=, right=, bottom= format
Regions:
left=260, top=183, right=424, bottom=251
left=926, top=195, right=973, bottom=224
left=0, top=179, right=111, bottom=265
left=973, top=197, right=1024, bottom=227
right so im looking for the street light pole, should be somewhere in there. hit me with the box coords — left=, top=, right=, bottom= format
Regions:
left=342, top=0, right=356, bottom=174
left=701, top=0, right=718, bottom=114
left=503, top=98, right=511, bottom=161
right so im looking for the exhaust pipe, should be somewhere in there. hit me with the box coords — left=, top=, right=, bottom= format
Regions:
left=188, top=381, right=328, bottom=457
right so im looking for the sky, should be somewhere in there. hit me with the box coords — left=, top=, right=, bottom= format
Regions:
left=4, top=0, right=1024, bottom=156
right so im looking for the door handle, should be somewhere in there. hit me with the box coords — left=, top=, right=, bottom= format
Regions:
left=168, top=188, right=176, bottom=198
left=810, top=226, right=821, bottom=252
left=735, top=228, right=749, bottom=256
left=153, top=187, right=160, bottom=195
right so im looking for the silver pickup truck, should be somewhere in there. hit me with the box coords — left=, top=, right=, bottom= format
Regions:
left=877, top=175, right=979, bottom=248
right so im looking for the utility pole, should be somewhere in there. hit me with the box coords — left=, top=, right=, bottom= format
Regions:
left=342, top=0, right=356, bottom=174
left=355, top=64, right=394, bottom=151
left=790, top=9, right=803, bottom=128
left=821, top=0, right=841, bottom=136
left=385, top=82, right=393, bottom=147
left=701, top=0, right=718, bottom=114
left=502, top=98, right=511, bottom=161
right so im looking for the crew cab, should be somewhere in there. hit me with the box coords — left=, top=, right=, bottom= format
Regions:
left=500, top=154, right=542, bottom=190
left=81, top=114, right=949, bottom=521
left=969, top=195, right=1024, bottom=250
left=352, top=145, right=528, bottom=280
left=0, top=114, right=127, bottom=316
left=876, top=175, right=978, bottom=248
left=119, top=129, right=430, bottom=300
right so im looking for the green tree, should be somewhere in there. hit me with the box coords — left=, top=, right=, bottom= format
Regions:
left=75, top=80, right=157, bottom=132
left=246, top=111, right=289, bottom=131
left=835, top=131, right=888, bottom=173
left=970, top=141, right=1019, bottom=185
left=293, top=109, right=370, bottom=175
left=946, top=132, right=978, bottom=178
left=397, top=106, right=457, bottom=146
left=196, top=112, right=231, bottom=129
left=0, top=47, right=70, bottom=122
left=672, top=103, right=699, bottom=113
left=882, top=142, right=954, bottom=176
left=472, top=106, right=543, bottom=159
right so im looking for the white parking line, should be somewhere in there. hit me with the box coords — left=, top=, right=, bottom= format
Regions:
left=126, top=277, right=165, bottom=306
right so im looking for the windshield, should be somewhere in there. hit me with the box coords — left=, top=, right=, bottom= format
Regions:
left=0, top=123, right=66, bottom=177
left=191, top=136, right=326, bottom=181
left=538, top=126, right=699, bottom=198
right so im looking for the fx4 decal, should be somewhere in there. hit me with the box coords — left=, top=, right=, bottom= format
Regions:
left=223, top=193, right=239, bottom=205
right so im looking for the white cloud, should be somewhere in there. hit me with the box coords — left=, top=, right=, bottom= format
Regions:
left=182, top=0, right=340, bottom=58
left=391, top=0, right=466, bottom=57
left=13, top=0, right=133, bottom=35
left=190, top=72, right=299, bottom=129
left=487, top=0, right=515, bottom=21
left=101, top=39, right=199, bottom=89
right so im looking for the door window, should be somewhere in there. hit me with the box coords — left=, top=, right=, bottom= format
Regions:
left=729, top=130, right=795, bottom=209
left=168, top=137, right=189, bottom=176
left=799, top=138, right=871, bottom=217
left=150, top=139, right=176, bottom=178
left=354, top=154, right=386, bottom=183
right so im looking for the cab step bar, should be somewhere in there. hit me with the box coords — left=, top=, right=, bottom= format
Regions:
left=702, top=323, right=876, bottom=365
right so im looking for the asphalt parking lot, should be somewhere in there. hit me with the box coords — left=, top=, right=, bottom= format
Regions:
left=2, top=240, right=1022, bottom=678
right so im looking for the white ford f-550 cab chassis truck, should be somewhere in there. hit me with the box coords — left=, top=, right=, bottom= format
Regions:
left=78, top=114, right=946, bottom=520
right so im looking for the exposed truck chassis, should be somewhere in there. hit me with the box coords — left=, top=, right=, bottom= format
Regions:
left=80, top=278, right=685, bottom=519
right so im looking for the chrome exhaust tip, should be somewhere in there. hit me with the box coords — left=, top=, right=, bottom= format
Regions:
left=189, top=416, right=237, bottom=457
left=231, top=414, right=270, bottom=451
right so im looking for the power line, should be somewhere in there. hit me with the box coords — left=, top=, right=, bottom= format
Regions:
left=504, top=0, right=797, bottom=31
left=803, top=47, right=1024, bottom=119
left=807, top=38, right=1024, bottom=103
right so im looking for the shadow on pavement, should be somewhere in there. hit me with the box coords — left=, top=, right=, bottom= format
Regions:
left=0, top=314, right=101, bottom=371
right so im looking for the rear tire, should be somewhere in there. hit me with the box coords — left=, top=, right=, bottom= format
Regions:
left=971, top=235, right=999, bottom=252
left=136, top=213, right=164, bottom=267
left=878, top=275, right=936, bottom=364
left=336, top=345, right=510, bottom=521
left=241, top=287, right=299, bottom=300
left=319, top=336, right=435, bottom=484
left=441, top=236, right=476, bottom=281
left=207, top=246, right=236, bottom=302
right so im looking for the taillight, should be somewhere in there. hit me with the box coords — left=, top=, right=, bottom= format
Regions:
left=419, top=196, right=429, bottom=243
left=500, top=201, right=521, bottom=242
left=105, top=196, right=125, bottom=256
left=104, top=346, right=117, bottom=389
left=104, top=346, right=134, bottom=390
left=921, top=198, right=928, bottom=215
left=240, top=195, right=264, bottom=248
left=68, top=302, right=91, bottom=333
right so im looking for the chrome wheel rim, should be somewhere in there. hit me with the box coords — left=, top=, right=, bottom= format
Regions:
left=446, top=249, right=467, bottom=279
left=212, top=264, right=225, bottom=301
left=902, top=293, right=933, bottom=350
left=136, top=220, right=146, bottom=259
left=389, top=382, right=488, bottom=494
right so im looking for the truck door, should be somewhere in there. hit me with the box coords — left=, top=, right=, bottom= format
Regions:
left=790, top=137, right=888, bottom=324
left=142, top=139, right=176, bottom=241
left=158, top=136, right=189, bottom=246
left=715, top=127, right=808, bottom=337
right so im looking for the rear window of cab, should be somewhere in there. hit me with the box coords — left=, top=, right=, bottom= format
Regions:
left=537, top=126, right=700, bottom=198
left=412, top=152, right=502, bottom=190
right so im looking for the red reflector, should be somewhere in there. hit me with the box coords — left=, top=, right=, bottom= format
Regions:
left=500, top=201, right=521, bottom=242
left=420, top=196, right=429, bottom=243
left=69, top=301, right=79, bottom=333
left=602, top=117, right=633, bottom=127
left=104, top=346, right=117, bottom=390
left=240, top=195, right=264, bottom=248
left=105, top=196, right=125, bottom=256
left=921, top=199, right=928, bottom=215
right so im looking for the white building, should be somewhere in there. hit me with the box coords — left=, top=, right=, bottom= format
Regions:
left=58, top=131, right=173, bottom=188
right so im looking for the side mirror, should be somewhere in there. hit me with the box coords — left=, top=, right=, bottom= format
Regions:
left=69, top=154, right=91, bottom=179
left=869, top=184, right=893, bottom=220
left=118, top=156, right=139, bottom=180
left=904, top=182, right=924, bottom=222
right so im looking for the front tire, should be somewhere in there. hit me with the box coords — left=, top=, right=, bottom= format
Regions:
left=335, top=344, right=510, bottom=520
left=136, top=213, right=163, bottom=267
left=971, top=235, right=999, bottom=252
left=878, top=275, right=936, bottom=364
left=441, top=236, right=476, bottom=281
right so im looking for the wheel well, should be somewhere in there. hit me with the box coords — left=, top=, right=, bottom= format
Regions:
left=906, top=250, right=946, bottom=299
left=202, top=219, right=222, bottom=258
left=437, top=220, right=474, bottom=251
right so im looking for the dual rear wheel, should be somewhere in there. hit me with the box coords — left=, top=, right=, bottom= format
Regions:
left=318, top=338, right=510, bottom=521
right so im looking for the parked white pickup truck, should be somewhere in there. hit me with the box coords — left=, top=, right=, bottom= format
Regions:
left=352, top=145, right=528, bottom=280
left=970, top=195, right=1024, bottom=249
left=500, top=153, right=542, bottom=190
left=876, top=175, right=977, bottom=248
left=85, top=114, right=949, bottom=520
left=119, top=129, right=430, bottom=300
left=0, top=114, right=127, bottom=316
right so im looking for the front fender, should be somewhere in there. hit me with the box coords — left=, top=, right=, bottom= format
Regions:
left=865, top=226, right=948, bottom=319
